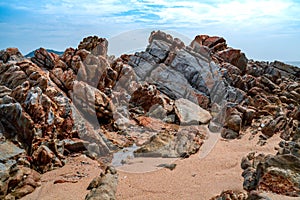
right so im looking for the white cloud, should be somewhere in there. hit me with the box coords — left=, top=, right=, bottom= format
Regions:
left=40, top=0, right=129, bottom=15
left=1, top=0, right=300, bottom=60
left=4, top=0, right=299, bottom=30
left=152, top=0, right=298, bottom=28
left=22, top=0, right=297, bottom=32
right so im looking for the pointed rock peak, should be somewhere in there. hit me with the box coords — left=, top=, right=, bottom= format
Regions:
left=0, top=47, right=24, bottom=63
left=149, top=30, right=174, bottom=44
left=192, top=35, right=226, bottom=49
left=78, top=36, right=108, bottom=57
left=148, top=30, right=185, bottom=48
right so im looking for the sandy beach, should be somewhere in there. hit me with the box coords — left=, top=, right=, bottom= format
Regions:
left=20, top=130, right=298, bottom=200
left=116, top=132, right=283, bottom=200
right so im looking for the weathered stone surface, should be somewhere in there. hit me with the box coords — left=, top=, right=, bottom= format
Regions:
left=32, top=145, right=64, bottom=173
left=72, top=80, right=114, bottom=123
left=217, top=48, right=248, bottom=72
left=146, top=63, right=203, bottom=102
left=31, top=48, right=58, bottom=69
left=0, top=37, right=116, bottom=198
left=271, top=60, right=300, bottom=80
left=0, top=166, right=41, bottom=199
left=242, top=151, right=300, bottom=197
left=85, top=166, right=118, bottom=200
left=78, top=36, right=108, bottom=57
left=221, top=128, right=240, bottom=139
left=129, top=83, right=173, bottom=114
left=0, top=86, right=11, bottom=98
left=190, top=35, right=248, bottom=71
left=63, top=138, right=89, bottom=152
left=0, top=48, right=24, bottom=63
left=0, top=97, right=34, bottom=153
left=1, top=30, right=300, bottom=199
left=130, top=31, right=246, bottom=113
left=237, top=106, right=256, bottom=126
left=210, top=190, right=248, bottom=200
left=225, top=114, right=242, bottom=133
left=190, top=35, right=226, bottom=54
left=50, top=67, right=75, bottom=91
left=134, top=125, right=206, bottom=158
left=174, top=98, right=212, bottom=125
left=0, top=141, right=25, bottom=162
left=261, top=117, right=277, bottom=137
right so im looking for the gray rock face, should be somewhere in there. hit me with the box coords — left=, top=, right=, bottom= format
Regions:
left=129, top=32, right=226, bottom=108
left=128, top=31, right=248, bottom=137
left=146, top=63, right=197, bottom=101
left=271, top=60, right=300, bottom=80
left=0, top=141, right=25, bottom=162
left=0, top=98, right=35, bottom=153
left=174, top=98, right=212, bottom=125
left=0, top=141, right=26, bottom=192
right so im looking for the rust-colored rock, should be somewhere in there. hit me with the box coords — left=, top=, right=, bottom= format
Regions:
left=31, top=48, right=59, bottom=69
left=0, top=30, right=299, bottom=199
left=78, top=36, right=108, bottom=57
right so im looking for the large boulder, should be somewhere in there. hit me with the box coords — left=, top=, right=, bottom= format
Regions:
left=174, top=98, right=212, bottom=125
left=134, top=125, right=206, bottom=158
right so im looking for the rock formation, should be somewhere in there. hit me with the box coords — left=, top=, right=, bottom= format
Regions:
left=0, top=30, right=299, bottom=198
left=85, top=166, right=118, bottom=200
left=210, top=190, right=248, bottom=200
left=241, top=127, right=300, bottom=197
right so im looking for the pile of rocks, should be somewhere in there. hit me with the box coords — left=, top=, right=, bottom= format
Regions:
left=0, top=46, right=112, bottom=198
left=210, top=190, right=248, bottom=200
left=210, top=190, right=273, bottom=200
left=0, top=30, right=299, bottom=198
left=241, top=127, right=300, bottom=197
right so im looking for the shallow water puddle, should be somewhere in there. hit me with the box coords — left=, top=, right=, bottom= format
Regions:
left=112, top=144, right=139, bottom=167
left=112, top=144, right=177, bottom=173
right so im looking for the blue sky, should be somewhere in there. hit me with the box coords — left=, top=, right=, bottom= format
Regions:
left=0, top=0, right=299, bottom=61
